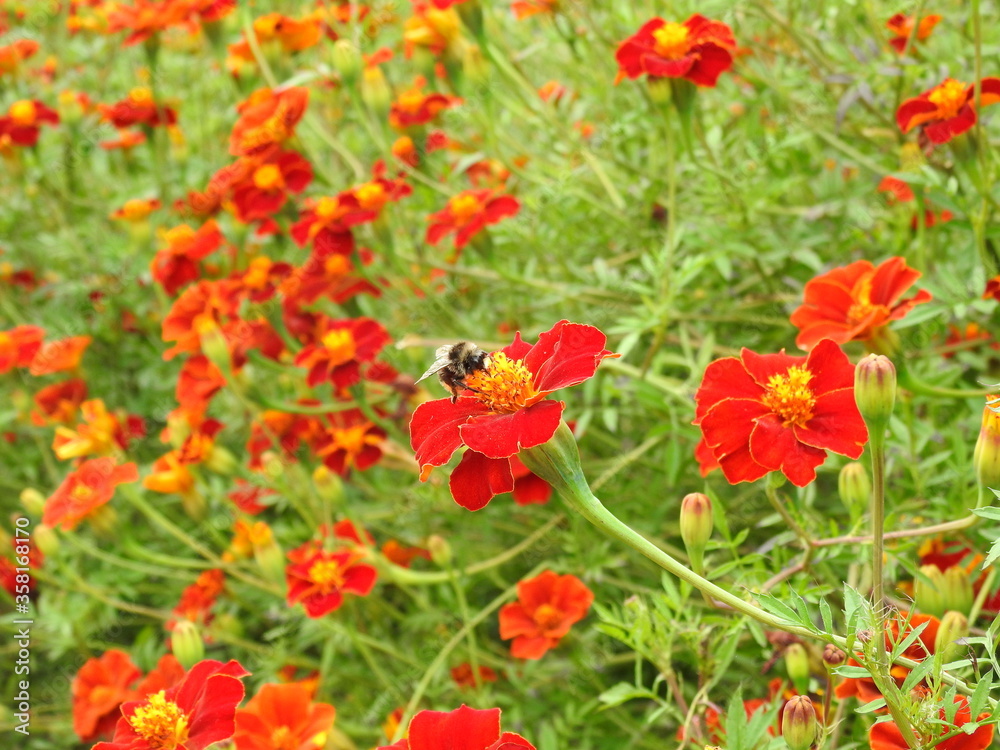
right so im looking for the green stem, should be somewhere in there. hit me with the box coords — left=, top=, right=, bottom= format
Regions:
left=871, top=442, right=886, bottom=614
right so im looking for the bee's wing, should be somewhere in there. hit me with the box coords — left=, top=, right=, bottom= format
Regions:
left=416, top=345, right=454, bottom=383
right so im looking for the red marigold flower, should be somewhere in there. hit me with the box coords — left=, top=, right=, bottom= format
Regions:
left=381, top=539, right=432, bottom=568
left=983, top=274, right=1000, bottom=303
left=694, top=340, right=868, bottom=487
left=790, top=257, right=932, bottom=351
left=450, top=662, right=499, bottom=690
left=93, top=659, right=249, bottom=750
left=498, top=570, right=593, bottom=659
left=52, top=399, right=144, bottom=460
left=100, top=129, right=147, bottom=151
left=0, top=99, right=59, bottom=146
left=314, top=408, right=387, bottom=475
left=0, top=39, right=39, bottom=77
left=110, top=198, right=162, bottom=222
left=615, top=15, right=737, bottom=87
left=425, top=189, right=520, bottom=251
left=512, top=0, right=559, bottom=20
left=161, top=279, right=242, bottom=360
left=231, top=149, right=313, bottom=223
left=32, top=377, right=88, bottom=425
left=72, top=649, right=142, bottom=743
left=233, top=682, right=336, bottom=750
left=290, top=193, right=376, bottom=254
left=43, top=457, right=139, bottom=530
left=99, top=87, right=177, bottom=129
left=410, top=321, right=617, bottom=510
left=144, top=450, right=197, bottom=497
left=230, top=86, right=309, bottom=157
left=151, top=221, right=226, bottom=296
left=29, top=334, right=92, bottom=375
left=248, top=12, right=322, bottom=53
left=897, top=77, right=1000, bottom=144
left=389, top=76, right=461, bottom=129
left=877, top=176, right=954, bottom=228
left=294, top=316, right=391, bottom=389
left=285, top=544, right=377, bottom=617
left=870, top=696, right=992, bottom=750
left=168, top=569, right=225, bottom=631
left=509, top=455, right=552, bottom=505
left=377, top=705, right=535, bottom=750
left=281, top=246, right=381, bottom=308
left=107, top=0, right=188, bottom=45
left=0, top=324, right=45, bottom=373
left=835, top=610, right=939, bottom=703
left=886, top=13, right=942, bottom=54
left=176, top=355, right=226, bottom=416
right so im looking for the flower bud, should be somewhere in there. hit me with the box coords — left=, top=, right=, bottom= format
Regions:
left=361, top=66, right=392, bottom=119
left=784, top=643, right=811, bottom=695
left=331, top=39, right=362, bottom=86
left=854, top=354, right=896, bottom=436
left=822, top=643, right=846, bottom=667
left=781, top=695, right=818, bottom=750
left=914, top=564, right=973, bottom=618
left=935, top=610, right=969, bottom=663
left=837, top=462, right=871, bottom=520
left=427, top=534, right=452, bottom=567
left=19, top=488, right=45, bottom=517
left=973, top=398, right=1000, bottom=491
left=679, top=493, right=713, bottom=567
left=205, top=445, right=238, bottom=475
left=252, top=523, right=286, bottom=587
left=313, top=465, right=344, bottom=505
left=33, top=524, right=60, bottom=556
left=198, top=321, right=231, bottom=376
left=170, top=619, right=205, bottom=670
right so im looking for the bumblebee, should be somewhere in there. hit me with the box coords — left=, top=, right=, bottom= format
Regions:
left=417, top=342, right=490, bottom=402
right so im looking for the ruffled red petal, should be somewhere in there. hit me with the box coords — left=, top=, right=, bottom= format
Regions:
left=407, top=705, right=502, bottom=750
left=748, top=413, right=827, bottom=487
left=459, top=399, right=563, bottom=459
left=525, top=320, right=617, bottom=393
left=693, top=356, right=762, bottom=423
left=449, top=450, right=514, bottom=511
left=409, top=397, right=490, bottom=479
left=896, top=97, right=938, bottom=132
left=740, top=348, right=804, bottom=387
left=699, top=397, right=771, bottom=484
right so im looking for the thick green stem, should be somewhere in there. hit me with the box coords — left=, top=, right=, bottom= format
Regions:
left=871, top=442, right=886, bottom=614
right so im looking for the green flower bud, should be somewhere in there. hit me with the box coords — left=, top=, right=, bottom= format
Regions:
left=313, top=465, right=344, bottom=506
left=854, top=354, right=896, bottom=436
left=33, top=524, right=60, bottom=556
left=914, top=565, right=973, bottom=618
left=252, top=525, right=286, bottom=588
left=171, top=619, right=205, bottom=670
left=784, top=642, right=811, bottom=695
left=781, top=695, right=819, bottom=750
left=837, top=462, right=871, bottom=520
left=19, top=488, right=45, bottom=517
left=331, top=40, right=362, bottom=86
left=205, top=445, right=238, bottom=475
left=935, top=610, right=969, bottom=663
left=360, top=66, right=392, bottom=119
left=427, top=534, right=452, bottom=567
left=974, top=398, right=1000, bottom=491
left=679, top=493, right=713, bottom=564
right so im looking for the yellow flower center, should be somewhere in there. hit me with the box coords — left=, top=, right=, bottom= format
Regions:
left=448, top=193, right=483, bottom=223
left=128, top=692, right=189, bottom=750
left=652, top=22, right=690, bottom=59
left=324, top=254, right=350, bottom=276
left=533, top=603, right=563, bottom=630
left=760, top=366, right=816, bottom=428
left=243, top=256, right=272, bottom=289
left=9, top=99, right=36, bottom=125
left=464, top=352, right=540, bottom=414
left=326, top=424, right=380, bottom=465
left=321, top=328, right=357, bottom=365
left=70, top=482, right=95, bottom=504
left=270, top=725, right=298, bottom=750
left=121, top=199, right=154, bottom=221
left=355, top=182, right=386, bottom=210
left=163, top=225, right=194, bottom=247
left=129, top=87, right=154, bottom=105
left=248, top=521, right=274, bottom=547
left=308, top=558, right=345, bottom=591
left=397, top=90, right=425, bottom=113
left=314, top=196, right=344, bottom=220
left=928, top=79, right=968, bottom=118
left=253, top=163, right=283, bottom=190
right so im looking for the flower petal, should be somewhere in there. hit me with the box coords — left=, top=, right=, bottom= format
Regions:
left=523, top=321, right=617, bottom=393
left=459, top=399, right=564, bottom=459
left=449, top=450, right=514, bottom=511
left=693, top=356, right=762, bottom=423
left=795, top=388, right=868, bottom=458
left=749, top=413, right=827, bottom=487
left=699, top=397, right=771, bottom=484
left=740, top=348, right=806, bottom=387
left=408, top=705, right=501, bottom=750
left=409, top=398, right=489, bottom=479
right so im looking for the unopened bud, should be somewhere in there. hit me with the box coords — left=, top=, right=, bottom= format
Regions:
left=837, top=462, right=871, bottom=520
left=261, top=452, right=285, bottom=479
left=313, top=465, right=344, bottom=505
left=781, top=696, right=818, bottom=750
left=252, top=524, right=285, bottom=587
left=19, top=488, right=45, bottom=516
left=205, top=445, right=238, bottom=475
left=784, top=642, right=811, bottom=695
left=822, top=643, right=846, bottom=667
left=170, top=619, right=205, bottom=669
left=361, top=66, right=392, bottom=119
left=935, top=610, right=969, bottom=663
left=33, top=524, right=60, bottom=556
left=331, top=39, right=362, bottom=85
left=914, top=565, right=973, bottom=618
left=198, top=322, right=231, bottom=375
left=854, top=354, right=896, bottom=435
left=679, top=493, right=713, bottom=567
left=974, top=398, right=1000, bottom=490
left=427, top=534, right=452, bottom=567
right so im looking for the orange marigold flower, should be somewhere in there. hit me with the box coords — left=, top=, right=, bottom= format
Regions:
left=942, top=323, right=994, bottom=358
left=0, top=324, right=45, bottom=373
left=314, top=408, right=387, bottom=475
left=615, top=15, right=737, bottom=87
left=403, top=3, right=462, bottom=58
left=233, top=682, right=336, bottom=750
left=228, top=479, right=275, bottom=515
left=107, top=0, right=188, bottom=45
left=231, top=149, right=313, bottom=223
left=168, top=568, right=225, bottom=630
left=513, top=0, right=559, bottom=20
left=498, top=570, right=593, bottom=659
left=897, top=77, right=1000, bottom=144
left=790, top=257, right=932, bottom=351
left=251, top=12, right=322, bottom=53
left=871, top=696, right=992, bottom=750
left=450, top=662, right=499, bottom=690
left=281, top=246, right=381, bottom=308
left=694, top=340, right=868, bottom=487
left=99, top=87, right=177, bottom=129
left=144, top=450, right=197, bottom=496
left=43, top=457, right=139, bottom=530
left=230, top=86, right=309, bottom=157
left=392, top=135, right=419, bottom=166
left=176, top=354, right=226, bottom=415
left=100, top=129, right=147, bottom=151
left=161, top=279, right=242, bottom=360
left=32, top=377, right=88, bottom=425
left=110, top=198, right=162, bottom=222
left=377, top=705, right=535, bottom=750
left=381, top=539, right=431, bottom=568
left=290, top=193, right=375, bottom=255
left=0, top=99, right=59, bottom=147
left=0, top=39, right=39, bottom=77
left=389, top=76, right=461, bottom=129
left=293, top=316, right=391, bottom=389
left=72, top=649, right=142, bottom=743
left=151, top=221, right=226, bottom=296
left=425, top=189, right=520, bottom=250
left=285, top=544, right=377, bottom=617
left=29, top=335, right=92, bottom=376
left=538, top=79, right=568, bottom=103
left=52, top=399, right=142, bottom=460
left=886, top=13, right=942, bottom=54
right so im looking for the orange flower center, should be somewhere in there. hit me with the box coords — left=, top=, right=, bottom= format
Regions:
left=355, top=182, right=386, bottom=210
left=308, top=558, right=345, bottom=591
left=327, top=424, right=378, bottom=462
left=760, top=366, right=816, bottom=428
left=448, top=193, right=484, bottom=223
left=845, top=275, right=890, bottom=332
left=270, top=725, right=298, bottom=750
left=314, top=196, right=345, bottom=221
left=128, top=692, right=189, bottom=750
left=253, top=163, right=283, bottom=191
left=397, top=90, right=425, bottom=114
left=129, top=87, right=154, bottom=105
left=533, top=603, right=563, bottom=631
left=652, top=22, right=690, bottom=59
left=928, top=79, right=968, bottom=118
left=9, top=99, right=36, bottom=125
left=70, top=482, right=95, bottom=504
left=121, top=199, right=154, bottom=221
left=324, top=254, right=351, bottom=276
left=243, top=256, right=273, bottom=289
left=464, top=352, right=540, bottom=414
left=321, top=328, right=357, bottom=365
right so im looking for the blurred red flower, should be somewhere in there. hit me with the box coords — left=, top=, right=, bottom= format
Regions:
left=513, top=0, right=558, bottom=20
left=285, top=544, right=377, bottom=617
left=450, top=662, right=499, bottom=689
left=231, top=149, right=313, bottom=223
left=99, top=88, right=177, bottom=129
left=294, top=316, right=391, bottom=389
left=314, top=408, right=386, bottom=475
left=499, top=570, right=593, bottom=659
left=897, top=77, right=1000, bottom=144
left=32, top=377, right=88, bottom=425
left=43, top=457, right=139, bottom=530
left=694, top=339, right=868, bottom=487
left=28, top=335, right=92, bottom=376
left=233, top=682, right=336, bottom=750
left=291, top=193, right=376, bottom=255
left=151, top=221, right=226, bottom=296
left=410, top=320, right=617, bottom=510
left=230, top=86, right=309, bottom=156
left=615, top=15, right=736, bottom=87
left=886, top=13, right=942, bottom=54
left=390, top=77, right=461, bottom=129
left=377, top=705, right=535, bottom=750
left=94, top=659, right=249, bottom=750
left=107, top=0, right=187, bottom=45
left=425, top=189, right=520, bottom=251
left=168, top=569, right=225, bottom=631
left=0, top=99, right=59, bottom=146
left=790, top=257, right=931, bottom=351
left=870, top=696, right=992, bottom=750
left=0, top=325, right=45, bottom=373
left=72, top=650, right=141, bottom=743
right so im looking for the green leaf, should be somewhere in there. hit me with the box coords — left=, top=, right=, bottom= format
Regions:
left=597, top=682, right=659, bottom=708
left=819, top=598, right=834, bottom=635
left=833, top=665, right=871, bottom=678
left=855, top=698, right=887, bottom=714
left=969, top=670, right=995, bottom=718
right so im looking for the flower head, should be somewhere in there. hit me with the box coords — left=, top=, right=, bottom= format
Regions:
left=615, top=15, right=737, bottom=87
left=72, top=649, right=142, bottom=742
left=870, top=696, right=993, bottom=750
left=43, top=457, right=139, bottom=530
left=231, top=149, right=313, bottom=223
left=897, top=77, right=1000, bottom=144
left=376, top=705, right=535, bottom=750
left=230, top=86, right=309, bottom=157
left=409, top=320, right=617, bottom=510
left=0, top=99, right=59, bottom=146
left=694, top=339, right=868, bottom=487
left=285, top=544, right=377, bottom=617
left=233, top=682, right=336, bottom=750
left=499, top=570, right=593, bottom=659
left=886, top=13, right=942, bottom=54
left=293, top=316, right=391, bottom=390
left=0, top=325, right=45, bottom=373
left=389, top=77, right=461, bottom=129
left=99, top=88, right=176, bottom=129
left=425, top=189, right=520, bottom=252
left=151, top=222, right=225, bottom=296
left=790, top=257, right=931, bottom=351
